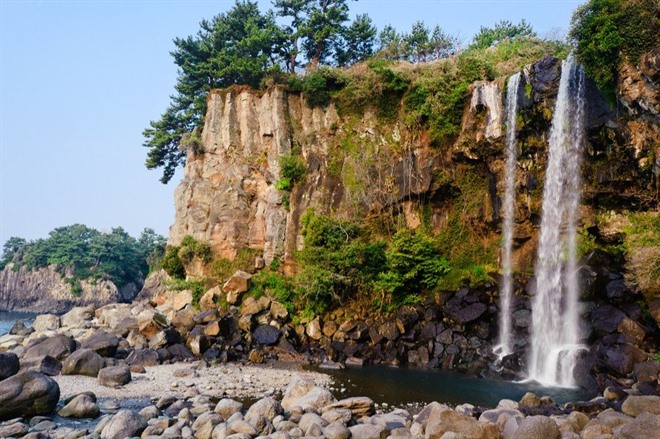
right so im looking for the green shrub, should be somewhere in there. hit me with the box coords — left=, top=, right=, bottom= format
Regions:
left=302, top=72, right=330, bottom=108
left=161, top=245, right=186, bottom=279
left=570, top=0, right=660, bottom=103
left=178, top=235, right=212, bottom=264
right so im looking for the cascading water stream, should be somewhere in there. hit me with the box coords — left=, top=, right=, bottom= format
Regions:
left=493, top=72, right=522, bottom=360
left=528, top=54, right=587, bottom=387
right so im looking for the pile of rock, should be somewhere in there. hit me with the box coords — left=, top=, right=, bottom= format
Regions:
left=1, top=372, right=659, bottom=439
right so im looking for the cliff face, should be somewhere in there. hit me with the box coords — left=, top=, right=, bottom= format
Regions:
left=169, top=55, right=658, bottom=294
left=0, top=264, right=134, bottom=314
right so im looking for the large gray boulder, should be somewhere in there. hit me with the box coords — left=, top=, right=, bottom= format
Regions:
left=80, top=331, right=120, bottom=357
left=0, top=371, right=60, bottom=421
left=60, top=305, right=95, bottom=328
left=97, top=365, right=131, bottom=388
left=61, top=348, right=104, bottom=377
left=23, top=334, right=76, bottom=360
left=100, top=409, right=147, bottom=439
left=0, top=352, right=19, bottom=380
left=58, top=392, right=100, bottom=418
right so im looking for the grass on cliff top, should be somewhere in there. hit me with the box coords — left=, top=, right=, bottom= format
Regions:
left=294, top=37, right=568, bottom=148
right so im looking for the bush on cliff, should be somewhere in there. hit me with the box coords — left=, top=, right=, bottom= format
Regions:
left=570, top=0, right=660, bottom=103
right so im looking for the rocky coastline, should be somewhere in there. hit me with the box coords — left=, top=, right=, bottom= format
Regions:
left=1, top=274, right=659, bottom=439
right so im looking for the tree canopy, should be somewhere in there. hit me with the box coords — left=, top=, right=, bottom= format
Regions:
left=569, top=0, right=659, bottom=103
left=0, top=225, right=166, bottom=290
left=469, top=19, right=535, bottom=50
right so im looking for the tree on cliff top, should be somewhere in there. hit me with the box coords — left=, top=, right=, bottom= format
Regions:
left=569, top=0, right=659, bottom=104
left=144, top=1, right=284, bottom=184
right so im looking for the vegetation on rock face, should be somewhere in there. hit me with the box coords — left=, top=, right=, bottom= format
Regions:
left=570, top=0, right=660, bottom=103
left=0, top=225, right=165, bottom=293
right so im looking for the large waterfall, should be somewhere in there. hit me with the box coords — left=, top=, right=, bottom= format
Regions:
left=494, top=72, right=522, bottom=360
left=528, top=54, right=586, bottom=387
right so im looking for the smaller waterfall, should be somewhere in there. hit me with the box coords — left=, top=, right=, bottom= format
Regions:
left=494, top=72, right=522, bottom=360
left=528, top=54, right=587, bottom=387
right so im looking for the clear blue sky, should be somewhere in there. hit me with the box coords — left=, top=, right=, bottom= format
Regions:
left=0, top=0, right=582, bottom=245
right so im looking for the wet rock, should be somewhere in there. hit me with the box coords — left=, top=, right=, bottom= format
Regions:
left=0, top=371, right=60, bottom=421
left=58, top=392, right=100, bottom=418
left=605, top=279, right=631, bottom=304
left=591, top=305, right=626, bottom=334
left=23, top=334, right=76, bottom=360
left=0, top=352, right=19, bottom=380
left=621, top=395, right=660, bottom=417
left=100, top=409, right=147, bottom=439
left=61, top=348, right=104, bottom=377
left=601, top=344, right=646, bottom=376
left=451, top=303, right=487, bottom=324
left=510, top=415, right=560, bottom=439
left=513, top=309, right=531, bottom=328
left=254, top=324, right=280, bottom=345
left=80, top=331, right=120, bottom=357
left=97, top=365, right=131, bottom=388
left=617, top=317, right=647, bottom=343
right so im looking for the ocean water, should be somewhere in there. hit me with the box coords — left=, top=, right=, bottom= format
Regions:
left=0, top=310, right=36, bottom=335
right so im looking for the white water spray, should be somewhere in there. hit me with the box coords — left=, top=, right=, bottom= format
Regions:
left=494, top=72, right=522, bottom=360
left=528, top=54, right=587, bottom=387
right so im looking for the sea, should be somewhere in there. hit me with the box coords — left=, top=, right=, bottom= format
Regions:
left=0, top=310, right=36, bottom=335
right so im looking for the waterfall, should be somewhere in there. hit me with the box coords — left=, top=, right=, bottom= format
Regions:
left=528, top=54, right=586, bottom=387
left=494, top=72, right=521, bottom=360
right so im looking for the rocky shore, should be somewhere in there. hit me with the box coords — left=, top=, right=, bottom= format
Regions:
left=0, top=295, right=659, bottom=438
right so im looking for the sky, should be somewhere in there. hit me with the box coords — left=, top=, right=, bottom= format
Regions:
left=0, top=0, right=583, bottom=245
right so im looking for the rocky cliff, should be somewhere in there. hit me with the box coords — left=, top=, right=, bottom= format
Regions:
left=169, top=54, right=658, bottom=284
left=0, top=264, right=137, bottom=314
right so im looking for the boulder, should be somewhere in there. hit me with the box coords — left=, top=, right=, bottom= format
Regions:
left=58, top=392, right=100, bottom=418
left=0, top=352, right=20, bottom=380
left=281, top=376, right=336, bottom=412
left=451, top=303, right=487, bottom=324
left=61, top=348, right=104, bottom=377
left=137, top=309, right=169, bottom=339
left=100, top=409, right=147, bottom=439
left=510, top=415, right=560, bottom=439
left=307, top=317, right=323, bottom=340
left=245, top=396, right=282, bottom=421
left=80, top=331, right=120, bottom=357
left=224, top=270, right=252, bottom=304
left=378, top=321, right=399, bottom=341
left=323, top=397, right=375, bottom=418
left=171, top=289, right=193, bottom=311
left=618, top=411, right=660, bottom=439
left=60, top=305, right=95, bottom=328
left=126, top=348, right=161, bottom=366
left=97, top=365, right=131, bottom=388
left=23, top=334, right=76, bottom=360
left=254, top=324, right=280, bottom=345
left=618, top=317, right=647, bottom=342
left=149, top=327, right=182, bottom=349
left=9, top=320, right=33, bottom=336
left=621, top=396, right=660, bottom=417
left=324, top=421, right=351, bottom=439
left=192, top=411, right=223, bottom=439
left=31, top=314, right=60, bottom=332
left=0, top=421, right=29, bottom=438
left=349, top=423, right=386, bottom=439
left=0, top=371, right=60, bottom=421
left=425, top=409, right=499, bottom=439
left=22, top=355, right=62, bottom=376
left=215, top=398, right=243, bottom=419
left=634, top=361, right=660, bottom=383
